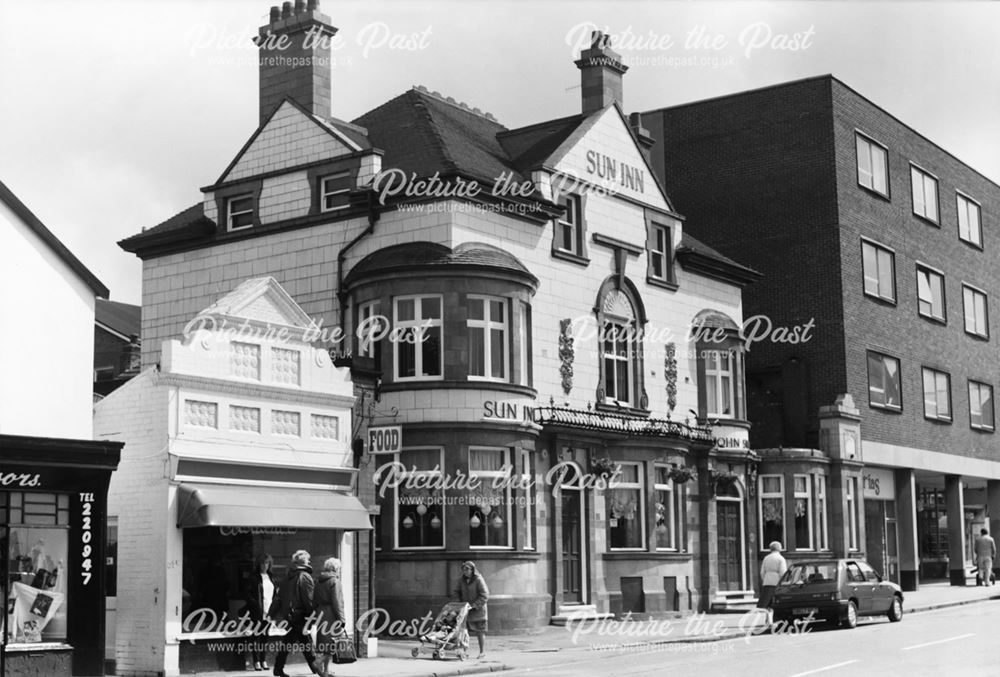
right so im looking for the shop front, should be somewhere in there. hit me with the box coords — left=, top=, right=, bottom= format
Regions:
left=1, top=435, right=122, bottom=677
left=862, top=467, right=899, bottom=584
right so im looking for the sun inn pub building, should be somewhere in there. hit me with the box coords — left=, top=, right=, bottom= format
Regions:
left=111, top=2, right=894, bottom=650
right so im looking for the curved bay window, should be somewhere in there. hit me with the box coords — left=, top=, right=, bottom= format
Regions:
left=596, top=280, right=647, bottom=410
left=468, top=447, right=512, bottom=548
left=393, top=448, right=445, bottom=549
left=693, top=309, right=746, bottom=421
left=607, top=463, right=645, bottom=550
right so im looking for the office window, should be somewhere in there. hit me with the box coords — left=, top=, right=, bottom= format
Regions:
left=607, top=463, right=644, bottom=550
left=394, top=295, right=443, bottom=380
left=226, top=194, right=254, bottom=231
left=867, top=352, right=901, bottom=411
left=468, top=448, right=512, bottom=548
left=862, top=240, right=895, bottom=302
left=911, top=166, right=939, bottom=223
left=856, top=133, right=888, bottom=197
left=320, top=171, right=352, bottom=212
left=468, top=296, right=508, bottom=380
left=916, top=265, right=946, bottom=322
left=958, top=194, right=983, bottom=248
left=922, top=367, right=951, bottom=422
left=759, top=475, right=784, bottom=548
left=556, top=194, right=583, bottom=255
left=969, top=381, right=995, bottom=431
left=963, top=285, right=989, bottom=338
left=793, top=475, right=813, bottom=550
left=648, top=222, right=673, bottom=283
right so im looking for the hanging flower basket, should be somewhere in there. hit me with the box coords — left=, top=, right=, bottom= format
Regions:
left=590, top=456, right=618, bottom=479
left=710, top=468, right=741, bottom=488
left=667, top=465, right=697, bottom=484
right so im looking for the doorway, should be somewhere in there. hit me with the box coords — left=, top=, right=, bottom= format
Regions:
left=561, top=486, right=585, bottom=603
left=716, top=483, right=745, bottom=590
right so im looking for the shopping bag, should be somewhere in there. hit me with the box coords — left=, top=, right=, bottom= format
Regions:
left=332, top=634, right=356, bottom=664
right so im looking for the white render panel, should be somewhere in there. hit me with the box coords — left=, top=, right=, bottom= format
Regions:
left=224, top=102, right=352, bottom=182
left=258, top=170, right=311, bottom=224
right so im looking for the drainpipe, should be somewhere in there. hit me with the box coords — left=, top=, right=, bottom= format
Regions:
left=337, top=189, right=380, bottom=322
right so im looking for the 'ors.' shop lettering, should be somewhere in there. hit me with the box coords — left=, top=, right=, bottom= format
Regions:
left=0, top=472, right=41, bottom=488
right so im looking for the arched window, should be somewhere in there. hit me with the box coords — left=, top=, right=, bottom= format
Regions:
left=595, top=280, right=647, bottom=410
left=693, top=309, right=746, bottom=420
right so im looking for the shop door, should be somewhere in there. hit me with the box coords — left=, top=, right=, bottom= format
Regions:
left=561, top=487, right=584, bottom=603
left=865, top=501, right=888, bottom=578
left=717, top=499, right=742, bottom=590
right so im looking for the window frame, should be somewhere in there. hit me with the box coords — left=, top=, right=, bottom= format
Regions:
left=846, top=476, right=860, bottom=552
left=555, top=193, right=584, bottom=257
left=653, top=464, right=679, bottom=551
left=647, top=221, right=674, bottom=285
left=520, top=448, right=535, bottom=550
left=861, top=238, right=896, bottom=303
left=957, top=191, right=983, bottom=249
left=391, top=447, right=446, bottom=550
left=226, top=194, right=255, bottom=231
left=601, top=317, right=634, bottom=407
left=969, top=380, right=995, bottom=432
left=813, top=474, right=829, bottom=551
left=910, top=164, right=940, bottom=224
left=921, top=367, right=952, bottom=423
left=468, top=447, right=513, bottom=550
left=319, top=170, right=353, bottom=213
left=704, top=350, right=737, bottom=419
left=915, top=263, right=946, bottom=323
left=606, top=461, right=645, bottom=551
left=393, top=294, right=444, bottom=381
left=793, top=474, right=814, bottom=551
left=867, top=350, right=902, bottom=412
left=759, top=474, right=785, bottom=549
left=962, top=283, right=989, bottom=339
left=356, top=300, right=382, bottom=360
left=467, top=295, right=510, bottom=382
left=855, top=132, right=889, bottom=198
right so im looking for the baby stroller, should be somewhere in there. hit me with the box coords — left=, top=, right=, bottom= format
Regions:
left=411, top=601, right=470, bottom=660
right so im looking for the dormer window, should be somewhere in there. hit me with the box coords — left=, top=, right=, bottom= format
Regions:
left=227, top=194, right=255, bottom=231
left=321, top=171, right=352, bottom=212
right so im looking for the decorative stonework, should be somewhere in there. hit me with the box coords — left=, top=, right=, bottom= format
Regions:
left=664, top=342, right=677, bottom=414
left=311, top=414, right=340, bottom=439
left=231, top=342, right=261, bottom=380
left=558, top=318, right=574, bottom=395
left=184, top=400, right=218, bottom=428
left=601, top=289, right=635, bottom=319
left=272, top=410, right=301, bottom=436
left=271, top=347, right=301, bottom=385
left=229, top=405, right=261, bottom=433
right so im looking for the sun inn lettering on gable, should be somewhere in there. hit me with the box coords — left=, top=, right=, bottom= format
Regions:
left=585, top=150, right=645, bottom=193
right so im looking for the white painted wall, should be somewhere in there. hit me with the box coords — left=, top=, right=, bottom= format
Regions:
left=0, top=195, right=96, bottom=438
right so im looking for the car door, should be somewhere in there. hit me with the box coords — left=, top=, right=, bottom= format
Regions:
left=858, top=560, right=892, bottom=613
left=845, top=561, right=874, bottom=613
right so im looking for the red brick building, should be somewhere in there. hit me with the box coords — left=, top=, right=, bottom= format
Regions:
left=644, top=76, right=1000, bottom=590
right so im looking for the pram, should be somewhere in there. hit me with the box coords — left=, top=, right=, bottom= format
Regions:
left=410, top=601, right=470, bottom=660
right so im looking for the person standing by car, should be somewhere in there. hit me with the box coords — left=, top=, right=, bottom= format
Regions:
left=269, top=550, right=319, bottom=677
left=452, top=561, right=489, bottom=659
left=974, top=528, right=996, bottom=586
left=758, top=541, right=788, bottom=610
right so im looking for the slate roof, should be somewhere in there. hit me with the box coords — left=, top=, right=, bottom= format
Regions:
left=118, top=202, right=214, bottom=250
left=346, top=241, right=537, bottom=286
left=96, top=299, right=141, bottom=338
left=498, top=114, right=586, bottom=172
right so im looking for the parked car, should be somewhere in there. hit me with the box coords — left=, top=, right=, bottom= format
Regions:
left=770, top=558, right=903, bottom=629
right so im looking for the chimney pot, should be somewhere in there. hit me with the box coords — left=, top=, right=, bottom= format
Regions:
left=575, top=29, right=628, bottom=115
left=281, top=1, right=292, bottom=18
left=307, top=0, right=318, bottom=8
left=294, top=0, right=305, bottom=13
left=269, top=5, right=280, bottom=22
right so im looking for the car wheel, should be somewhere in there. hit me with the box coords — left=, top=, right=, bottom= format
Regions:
left=841, top=600, right=858, bottom=629
left=887, top=595, right=903, bottom=622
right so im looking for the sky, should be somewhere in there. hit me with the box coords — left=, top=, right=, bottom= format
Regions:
left=1, top=0, right=998, bottom=305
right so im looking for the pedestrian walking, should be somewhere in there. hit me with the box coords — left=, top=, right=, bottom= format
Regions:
left=451, top=561, right=489, bottom=659
left=244, top=553, right=278, bottom=671
left=758, top=541, right=788, bottom=610
left=974, top=528, right=996, bottom=586
left=314, top=557, right=347, bottom=677
left=269, top=550, right=319, bottom=677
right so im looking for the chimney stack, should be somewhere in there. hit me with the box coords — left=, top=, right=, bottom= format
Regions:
left=575, top=31, right=628, bottom=115
left=257, top=0, right=338, bottom=125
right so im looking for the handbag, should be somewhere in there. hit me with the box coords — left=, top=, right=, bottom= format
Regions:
left=332, top=633, right=356, bottom=664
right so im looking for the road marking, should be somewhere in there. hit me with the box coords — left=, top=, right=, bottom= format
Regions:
left=788, top=660, right=859, bottom=676
left=901, top=633, right=975, bottom=651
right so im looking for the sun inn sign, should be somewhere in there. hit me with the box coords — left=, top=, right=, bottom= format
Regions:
left=585, top=150, right=646, bottom=193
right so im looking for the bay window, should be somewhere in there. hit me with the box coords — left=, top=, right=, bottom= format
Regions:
left=759, top=475, right=784, bottom=547
left=607, top=462, right=644, bottom=550
left=468, top=447, right=511, bottom=548
left=392, top=448, right=444, bottom=549
left=394, top=295, right=443, bottom=380
left=468, top=296, right=508, bottom=381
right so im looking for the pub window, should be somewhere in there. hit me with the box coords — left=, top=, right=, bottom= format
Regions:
left=518, top=303, right=531, bottom=387
left=468, top=447, right=512, bottom=549
left=607, top=462, right=644, bottom=550
left=867, top=351, right=901, bottom=411
left=856, top=132, right=888, bottom=197
left=3, top=492, right=70, bottom=643
left=356, top=300, right=384, bottom=361
left=704, top=351, right=736, bottom=418
left=391, top=448, right=444, bottom=549
left=555, top=193, right=583, bottom=256
left=759, top=475, right=784, bottom=548
left=969, top=380, right=994, bottom=431
left=467, top=296, right=509, bottom=381
left=598, top=288, right=641, bottom=408
left=226, top=194, right=255, bottom=231
left=320, top=171, right=352, bottom=212
left=654, top=465, right=681, bottom=551
left=793, top=475, right=813, bottom=550
left=520, top=448, right=534, bottom=550
left=647, top=221, right=674, bottom=284
left=394, top=295, right=443, bottom=380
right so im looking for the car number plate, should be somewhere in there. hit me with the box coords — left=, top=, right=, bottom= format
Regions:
left=793, top=607, right=818, bottom=615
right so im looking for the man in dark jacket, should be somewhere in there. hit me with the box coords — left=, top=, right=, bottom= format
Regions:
left=268, top=550, right=319, bottom=677
left=451, top=561, right=489, bottom=659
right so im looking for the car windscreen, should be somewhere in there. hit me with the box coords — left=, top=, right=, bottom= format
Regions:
left=781, top=563, right=838, bottom=585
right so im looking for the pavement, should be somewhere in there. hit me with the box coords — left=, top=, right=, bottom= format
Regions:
left=186, top=581, right=1000, bottom=677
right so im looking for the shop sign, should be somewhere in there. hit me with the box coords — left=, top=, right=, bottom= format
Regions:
left=483, top=401, right=534, bottom=422
left=368, top=425, right=402, bottom=454
left=584, top=150, right=646, bottom=193
left=218, top=526, right=298, bottom=536
left=0, top=471, right=43, bottom=488
left=863, top=468, right=896, bottom=499
left=80, top=492, right=95, bottom=585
